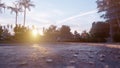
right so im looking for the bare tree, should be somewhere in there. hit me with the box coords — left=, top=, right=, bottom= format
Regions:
left=19, top=0, right=35, bottom=26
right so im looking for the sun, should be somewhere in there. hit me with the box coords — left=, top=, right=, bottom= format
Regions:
left=32, top=29, right=38, bottom=37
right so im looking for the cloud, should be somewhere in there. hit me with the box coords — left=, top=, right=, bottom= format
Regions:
left=0, top=15, right=14, bottom=25
left=52, top=9, right=64, bottom=16
left=57, top=10, right=97, bottom=24
left=27, top=9, right=64, bottom=25
left=55, top=10, right=101, bottom=33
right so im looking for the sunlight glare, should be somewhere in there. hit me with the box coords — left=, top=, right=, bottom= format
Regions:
left=32, top=29, right=38, bottom=37
left=32, top=44, right=50, bottom=55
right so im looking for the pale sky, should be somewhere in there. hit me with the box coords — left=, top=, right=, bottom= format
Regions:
left=0, top=0, right=103, bottom=34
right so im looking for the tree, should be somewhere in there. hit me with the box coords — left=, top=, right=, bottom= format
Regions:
left=90, top=21, right=109, bottom=42
left=97, top=0, right=120, bottom=42
left=43, top=25, right=59, bottom=41
left=81, top=30, right=89, bottom=39
left=19, top=0, right=35, bottom=26
left=0, top=25, right=3, bottom=38
left=97, top=0, right=120, bottom=21
left=7, top=2, right=22, bottom=25
left=43, top=25, right=73, bottom=41
left=73, top=30, right=81, bottom=42
left=0, top=0, right=5, bottom=13
left=13, top=24, right=32, bottom=42
left=44, top=25, right=57, bottom=34
left=59, top=25, right=73, bottom=40
left=74, top=30, right=80, bottom=39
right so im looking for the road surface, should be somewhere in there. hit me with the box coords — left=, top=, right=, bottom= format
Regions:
left=0, top=43, right=120, bottom=68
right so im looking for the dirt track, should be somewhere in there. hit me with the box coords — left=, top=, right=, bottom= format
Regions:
left=0, top=43, right=120, bottom=68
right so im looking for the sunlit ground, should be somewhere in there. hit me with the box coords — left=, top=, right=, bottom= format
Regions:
left=32, top=44, right=51, bottom=55
left=86, top=43, right=120, bottom=49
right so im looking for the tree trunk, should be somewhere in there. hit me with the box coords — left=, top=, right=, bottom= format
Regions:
left=23, top=8, right=26, bottom=26
left=15, top=12, right=18, bottom=25
left=109, top=22, right=113, bottom=42
left=117, top=18, right=120, bottom=29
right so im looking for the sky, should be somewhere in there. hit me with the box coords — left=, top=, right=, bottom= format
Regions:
left=0, top=0, right=103, bottom=34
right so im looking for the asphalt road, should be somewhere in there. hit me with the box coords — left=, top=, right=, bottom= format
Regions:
left=0, top=43, right=120, bottom=68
